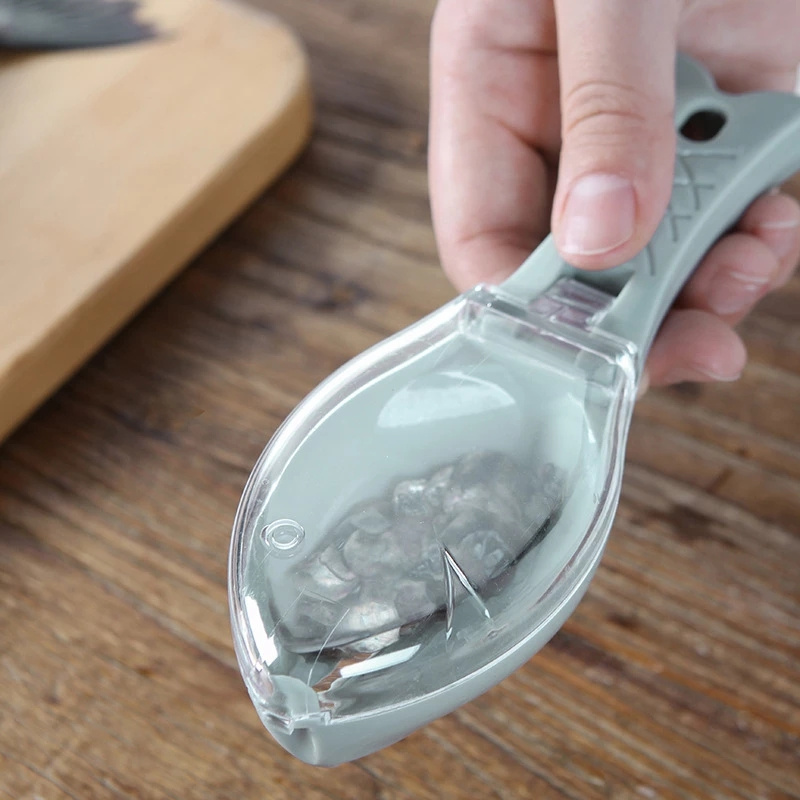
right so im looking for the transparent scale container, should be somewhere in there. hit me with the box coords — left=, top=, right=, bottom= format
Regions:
left=229, top=283, right=636, bottom=764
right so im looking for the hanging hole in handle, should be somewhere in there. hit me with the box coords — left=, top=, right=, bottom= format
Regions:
left=680, top=109, right=727, bottom=141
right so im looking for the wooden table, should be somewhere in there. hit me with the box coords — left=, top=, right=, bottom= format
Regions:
left=1, top=2, right=798, bottom=798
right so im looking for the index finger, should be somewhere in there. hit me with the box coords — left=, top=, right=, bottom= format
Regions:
left=428, top=0, right=560, bottom=291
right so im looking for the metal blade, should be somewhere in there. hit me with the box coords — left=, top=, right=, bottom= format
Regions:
left=0, top=0, right=158, bottom=50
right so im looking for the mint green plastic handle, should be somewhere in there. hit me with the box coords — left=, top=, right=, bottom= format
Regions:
left=500, top=55, right=800, bottom=374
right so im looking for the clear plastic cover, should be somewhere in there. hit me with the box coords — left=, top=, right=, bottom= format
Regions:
left=229, top=285, right=636, bottom=736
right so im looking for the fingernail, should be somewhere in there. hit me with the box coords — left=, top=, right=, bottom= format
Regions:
left=758, top=218, right=800, bottom=230
left=662, top=366, right=741, bottom=385
left=636, top=369, right=650, bottom=400
left=757, top=219, right=800, bottom=260
left=560, top=174, right=636, bottom=256
left=708, top=277, right=767, bottom=315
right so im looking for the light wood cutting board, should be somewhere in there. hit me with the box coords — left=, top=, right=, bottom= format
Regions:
left=0, top=0, right=312, bottom=443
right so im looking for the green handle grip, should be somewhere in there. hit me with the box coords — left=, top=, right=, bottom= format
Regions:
left=500, top=54, right=800, bottom=375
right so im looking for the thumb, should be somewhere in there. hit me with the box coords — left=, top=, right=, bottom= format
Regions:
left=552, top=0, right=680, bottom=268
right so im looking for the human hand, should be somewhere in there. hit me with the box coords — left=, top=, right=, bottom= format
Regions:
left=429, top=0, right=800, bottom=388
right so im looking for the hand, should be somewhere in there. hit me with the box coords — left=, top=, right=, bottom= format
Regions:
left=429, top=0, right=800, bottom=389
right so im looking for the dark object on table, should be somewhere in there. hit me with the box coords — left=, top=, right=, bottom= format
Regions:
left=0, top=0, right=157, bottom=49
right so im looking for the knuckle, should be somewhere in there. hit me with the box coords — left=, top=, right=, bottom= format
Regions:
left=434, top=0, right=492, bottom=45
left=562, top=79, right=668, bottom=142
left=435, top=0, right=550, bottom=51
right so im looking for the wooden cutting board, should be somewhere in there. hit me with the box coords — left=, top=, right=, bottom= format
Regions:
left=0, top=0, right=312, bottom=443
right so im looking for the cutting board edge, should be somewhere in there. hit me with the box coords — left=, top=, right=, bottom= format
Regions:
left=0, top=64, right=313, bottom=444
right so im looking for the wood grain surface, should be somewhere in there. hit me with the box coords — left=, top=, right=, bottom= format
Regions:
left=0, top=0, right=312, bottom=444
left=1, top=1, right=799, bottom=798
